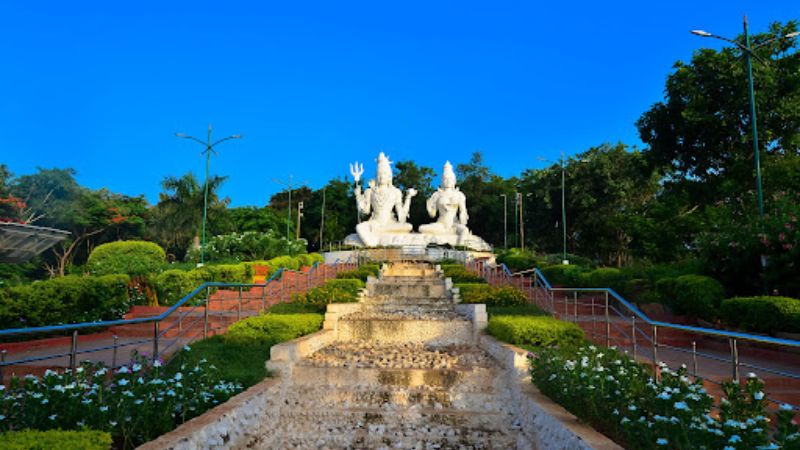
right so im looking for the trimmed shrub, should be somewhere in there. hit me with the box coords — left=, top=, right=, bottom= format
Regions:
left=623, top=278, right=660, bottom=304
left=455, top=283, right=526, bottom=307
left=87, top=241, right=166, bottom=276
left=487, top=315, right=585, bottom=349
left=496, top=248, right=536, bottom=272
left=0, top=430, right=112, bottom=450
left=720, top=296, right=800, bottom=334
left=227, top=313, right=324, bottom=343
left=579, top=267, right=627, bottom=293
left=539, top=264, right=587, bottom=286
left=336, top=264, right=381, bottom=281
left=154, top=269, right=197, bottom=306
left=268, top=255, right=301, bottom=271
left=441, top=264, right=485, bottom=283
left=0, top=274, right=130, bottom=329
left=294, top=279, right=364, bottom=305
left=670, top=275, right=725, bottom=320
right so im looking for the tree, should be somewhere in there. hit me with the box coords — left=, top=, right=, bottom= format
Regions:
left=637, top=20, right=799, bottom=204
left=148, top=172, right=228, bottom=260
left=393, top=160, right=435, bottom=226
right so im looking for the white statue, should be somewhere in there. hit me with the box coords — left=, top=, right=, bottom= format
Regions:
left=350, top=152, right=417, bottom=247
left=419, top=161, right=472, bottom=245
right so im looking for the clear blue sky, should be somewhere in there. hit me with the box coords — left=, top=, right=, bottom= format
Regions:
left=1, top=1, right=796, bottom=206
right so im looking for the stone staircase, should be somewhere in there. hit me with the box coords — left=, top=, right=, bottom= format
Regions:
left=247, top=262, right=531, bottom=450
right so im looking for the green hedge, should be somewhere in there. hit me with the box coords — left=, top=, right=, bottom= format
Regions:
left=579, top=267, right=627, bottom=293
left=657, top=275, right=724, bottom=320
left=227, top=313, right=324, bottom=344
left=0, top=274, right=130, bottom=329
left=487, top=315, right=585, bottom=349
left=336, top=264, right=381, bottom=281
left=87, top=240, right=166, bottom=277
left=294, top=279, right=364, bottom=306
left=0, top=430, right=112, bottom=450
left=720, top=296, right=800, bottom=334
left=455, top=283, right=526, bottom=307
left=539, top=264, right=587, bottom=286
left=441, top=264, right=485, bottom=283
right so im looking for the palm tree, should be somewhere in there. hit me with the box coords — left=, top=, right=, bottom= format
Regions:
left=148, top=173, right=229, bottom=259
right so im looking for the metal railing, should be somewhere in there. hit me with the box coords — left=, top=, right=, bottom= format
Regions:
left=467, top=260, right=800, bottom=409
left=0, top=260, right=357, bottom=382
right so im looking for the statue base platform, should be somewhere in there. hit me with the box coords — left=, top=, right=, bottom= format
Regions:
left=343, top=232, right=491, bottom=252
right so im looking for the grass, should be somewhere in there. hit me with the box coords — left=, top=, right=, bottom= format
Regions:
left=166, top=335, right=272, bottom=388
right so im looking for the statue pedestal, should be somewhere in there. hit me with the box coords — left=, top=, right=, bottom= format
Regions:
left=343, top=232, right=491, bottom=251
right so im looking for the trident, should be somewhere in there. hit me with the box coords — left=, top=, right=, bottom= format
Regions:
left=349, top=161, right=364, bottom=185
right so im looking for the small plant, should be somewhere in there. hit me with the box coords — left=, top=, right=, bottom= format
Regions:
left=455, top=283, right=526, bottom=306
left=441, top=264, right=486, bottom=283
left=721, top=296, right=800, bottom=334
left=487, top=315, right=584, bottom=349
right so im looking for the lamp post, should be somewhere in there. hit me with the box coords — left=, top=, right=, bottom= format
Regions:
left=517, top=192, right=532, bottom=251
left=272, top=175, right=308, bottom=243
left=175, top=125, right=242, bottom=266
left=691, top=19, right=799, bottom=224
left=320, top=186, right=326, bottom=250
left=499, top=194, right=508, bottom=249
left=538, top=152, right=588, bottom=264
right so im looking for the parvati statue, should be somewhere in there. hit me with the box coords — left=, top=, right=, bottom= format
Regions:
left=419, top=161, right=472, bottom=246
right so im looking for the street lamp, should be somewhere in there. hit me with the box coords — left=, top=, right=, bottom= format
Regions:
left=175, top=125, right=242, bottom=266
left=272, top=175, right=308, bottom=244
left=499, top=194, right=508, bottom=249
left=515, top=192, right=532, bottom=251
left=538, top=152, right=589, bottom=265
left=691, top=18, right=799, bottom=225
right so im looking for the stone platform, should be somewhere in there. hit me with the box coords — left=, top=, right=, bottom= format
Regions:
left=139, top=263, right=621, bottom=450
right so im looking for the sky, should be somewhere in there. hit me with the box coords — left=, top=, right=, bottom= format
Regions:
left=1, top=1, right=797, bottom=206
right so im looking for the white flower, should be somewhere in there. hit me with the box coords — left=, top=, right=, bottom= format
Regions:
left=781, top=403, right=794, bottom=411
left=674, top=401, right=689, bottom=411
left=48, top=414, right=57, bottom=420
left=754, top=391, right=764, bottom=400
left=184, top=345, right=191, bottom=352
left=153, top=360, right=163, bottom=368
left=100, top=406, right=109, bottom=412
left=747, top=372, right=757, bottom=378
left=134, top=399, right=144, bottom=405
left=729, top=435, right=742, bottom=443
left=118, top=366, right=129, bottom=374
left=0, top=415, right=5, bottom=420
left=656, top=438, right=668, bottom=445
left=118, top=379, right=129, bottom=386
left=110, top=421, right=118, bottom=426
left=657, top=391, right=671, bottom=400
left=44, top=369, right=57, bottom=377
left=174, top=372, right=183, bottom=381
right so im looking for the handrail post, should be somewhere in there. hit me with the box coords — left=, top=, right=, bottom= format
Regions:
left=692, top=341, right=698, bottom=377
left=261, top=284, right=267, bottom=312
left=631, top=316, right=637, bottom=359
left=573, top=291, right=578, bottom=323
left=605, top=291, right=611, bottom=348
left=652, top=325, right=659, bottom=381
left=153, top=321, right=160, bottom=363
left=203, top=286, right=210, bottom=338
left=69, top=330, right=78, bottom=372
left=730, top=338, right=740, bottom=383
left=0, top=349, right=6, bottom=384
left=112, top=335, right=119, bottom=369
left=564, top=293, right=569, bottom=320
left=237, top=286, right=243, bottom=321
left=591, top=297, right=596, bottom=337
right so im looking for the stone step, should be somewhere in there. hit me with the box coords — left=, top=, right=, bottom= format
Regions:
left=288, top=366, right=497, bottom=390
left=283, top=385, right=500, bottom=411
left=336, top=317, right=474, bottom=345
left=303, top=343, right=495, bottom=370
left=367, top=284, right=449, bottom=299
left=261, top=409, right=520, bottom=450
left=362, top=296, right=456, bottom=305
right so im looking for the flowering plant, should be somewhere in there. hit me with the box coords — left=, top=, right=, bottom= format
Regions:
left=530, top=345, right=793, bottom=449
left=0, top=351, right=242, bottom=449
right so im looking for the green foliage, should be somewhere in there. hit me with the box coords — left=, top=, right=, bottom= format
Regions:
left=227, top=313, right=324, bottom=343
left=668, top=275, right=725, bottom=320
left=440, top=264, right=485, bottom=283
left=530, top=345, right=773, bottom=449
left=0, top=274, right=130, bottom=329
left=86, top=240, right=166, bottom=277
left=720, top=296, right=800, bottom=334
left=268, top=301, right=324, bottom=314
left=496, top=248, right=537, bottom=272
left=455, top=283, right=526, bottom=307
left=539, top=264, right=587, bottom=286
left=1, top=355, right=241, bottom=449
left=294, top=279, right=364, bottom=306
left=153, top=269, right=197, bottom=306
left=186, top=231, right=307, bottom=263
left=0, top=430, right=113, bottom=450
left=579, top=267, right=627, bottom=292
left=336, top=264, right=380, bottom=281
left=487, top=315, right=584, bottom=349
left=486, top=304, right=547, bottom=317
